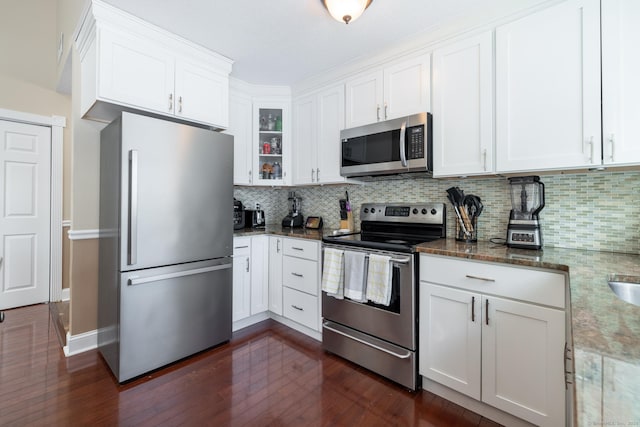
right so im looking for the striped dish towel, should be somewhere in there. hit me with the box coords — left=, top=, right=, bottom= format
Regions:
left=321, top=248, right=344, bottom=299
left=365, top=254, right=392, bottom=305
left=344, top=251, right=367, bottom=302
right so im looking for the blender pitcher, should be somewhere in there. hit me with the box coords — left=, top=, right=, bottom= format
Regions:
left=506, top=176, right=545, bottom=249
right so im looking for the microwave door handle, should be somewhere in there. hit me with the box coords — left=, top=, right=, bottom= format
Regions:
left=399, top=121, right=407, bottom=167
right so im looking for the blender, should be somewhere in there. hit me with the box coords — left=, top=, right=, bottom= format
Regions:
left=282, top=191, right=304, bottom=228
left=506, top=176, right=545, bottom=250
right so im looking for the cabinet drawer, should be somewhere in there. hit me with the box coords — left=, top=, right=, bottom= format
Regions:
left=420, top=255, right=565, bottom=309
left=283, top=287, right=318, bottom=331
left=283, top=256, right=318, bottom=296
left=283, top=238, right=319, bottom=260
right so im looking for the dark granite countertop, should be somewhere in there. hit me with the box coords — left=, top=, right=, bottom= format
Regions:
left=234, top=226, right=325, bottom=241
left=416, top=239, right=640, bottom=425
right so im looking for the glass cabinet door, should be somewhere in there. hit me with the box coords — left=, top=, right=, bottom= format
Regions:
left=256, top=107, right=284, bottom=183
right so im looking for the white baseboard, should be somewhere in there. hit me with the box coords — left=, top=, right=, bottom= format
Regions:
left=232, top=312, right=270, bottom=332
left=422, top=377, right=535, bottom=427
left=63, top=329, right=98, bottom=357
left=269, top=313, right=322, bottom=342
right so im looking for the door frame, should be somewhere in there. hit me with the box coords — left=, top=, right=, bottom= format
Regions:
left=0, top=108, right=65, bottom=303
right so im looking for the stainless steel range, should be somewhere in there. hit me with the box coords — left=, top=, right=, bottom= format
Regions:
left=321, top=202, right=446, bottom=390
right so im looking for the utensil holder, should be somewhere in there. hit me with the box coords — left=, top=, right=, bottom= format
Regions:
left=456, top=215, right=477, bottom=243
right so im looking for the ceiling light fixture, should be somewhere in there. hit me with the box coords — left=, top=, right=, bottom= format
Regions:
left=321, top=0, right=373, bottom=25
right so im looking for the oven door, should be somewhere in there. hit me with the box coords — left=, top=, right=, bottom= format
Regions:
left=321, top=245, right=416, bottom=350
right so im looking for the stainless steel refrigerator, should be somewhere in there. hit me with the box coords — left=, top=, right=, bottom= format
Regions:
left=98, top=112, right=233, bottom=382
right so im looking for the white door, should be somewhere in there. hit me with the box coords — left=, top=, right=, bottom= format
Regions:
left=601, top=0, right=640, bottom=165
left=482, top=295, right=566, bottom=427
left=432, top=32, right=494, bottom=177
left=175, top=59, right=229, bottom=128
left=250, top=236, right=268, bottom=316
left=292, top=95, right=317, bottom=185
left=495, top=0, right=601, bottom=172
left=268, top=237, right=283, bottom=316
left=232, top=238, right=251, bottom=322
left=419, top=283, right=481, bottom=400
left=316, top=84, right=346, bottom=184
left=383, top=54, right=431, bottom=120
left=0, top=120, right=51, bottom=309
left=345, top=70, right=384, bottom=128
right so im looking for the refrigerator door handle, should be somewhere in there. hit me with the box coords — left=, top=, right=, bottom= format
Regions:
left=128, top=263, right=232, bottom=286
left=128, top=149, right=138, bottom=265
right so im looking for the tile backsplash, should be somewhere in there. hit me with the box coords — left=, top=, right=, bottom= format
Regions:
left=235, top=170, right=640, bottom=255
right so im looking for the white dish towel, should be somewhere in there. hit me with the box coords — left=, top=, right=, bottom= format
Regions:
left=365, top=254, right=392, bottom=306
left=344, top=251, right=367, bottom=302
left=321, top=248, right=344, bottom=299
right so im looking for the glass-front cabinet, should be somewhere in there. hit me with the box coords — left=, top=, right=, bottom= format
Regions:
left=253, top=101, right=290, bottom=186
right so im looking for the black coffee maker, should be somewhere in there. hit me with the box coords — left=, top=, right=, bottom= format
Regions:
left=282, top=191, right=304, bottom=228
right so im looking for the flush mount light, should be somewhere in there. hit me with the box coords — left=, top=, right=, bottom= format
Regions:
left=321, top=0, right=373, bottom=24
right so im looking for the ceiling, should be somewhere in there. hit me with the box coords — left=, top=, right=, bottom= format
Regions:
left=102, top=0, right=550, bottom=86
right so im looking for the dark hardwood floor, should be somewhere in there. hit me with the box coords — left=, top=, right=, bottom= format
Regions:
left=0, top=304, right=501, bottom=426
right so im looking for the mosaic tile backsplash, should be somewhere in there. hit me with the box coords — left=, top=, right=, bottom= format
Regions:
left=235, top=171, right=640, bottom=255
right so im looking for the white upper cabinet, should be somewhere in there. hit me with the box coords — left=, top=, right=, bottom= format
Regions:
left=601, top=0, right=640, bottom=165
left=253, top=100, right=291, bottom=186
left=76, top=0, right=232, bottom=129
left=432, top=31, right=494, bottom=177
left=495, top=0, right=601, bottom=173
left=293, top=84, right=345, bottom=185
left=227, top=91, right=253, bottom=185
left=345, top=54, right=430, bottom=128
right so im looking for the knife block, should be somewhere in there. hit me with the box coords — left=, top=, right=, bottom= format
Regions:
left=340, top=211, right=355, bottom=231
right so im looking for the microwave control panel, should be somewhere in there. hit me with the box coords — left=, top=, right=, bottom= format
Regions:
left=408, top=126, right=424, bottom=159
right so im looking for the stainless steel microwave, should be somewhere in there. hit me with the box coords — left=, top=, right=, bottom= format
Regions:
left=340, top=112, right=432, bottom=178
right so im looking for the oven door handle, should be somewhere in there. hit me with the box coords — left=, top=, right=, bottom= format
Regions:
left=321, top=248, right=411, bottom=265
left=322, top=322, right=412, bottom=359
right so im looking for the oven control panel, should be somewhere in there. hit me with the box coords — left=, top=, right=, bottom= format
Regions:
left=360, top=203, right=445, bottom=225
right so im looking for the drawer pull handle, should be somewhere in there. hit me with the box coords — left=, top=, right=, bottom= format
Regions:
left=465, top=274, right=495, bottom=282
left=291, top=305, right=304, bottom=311
left=291, top=247, right=304, bottom=251
left=471, top=296, right=475, bottom=322
left=291, top=272, right=304, bottom=278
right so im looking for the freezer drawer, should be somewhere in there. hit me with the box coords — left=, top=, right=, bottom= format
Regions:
left=114, top=258, right=231, bottom=382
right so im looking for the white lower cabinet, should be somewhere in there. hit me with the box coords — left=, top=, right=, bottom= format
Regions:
left=232, top=236, right=268, bottom=326
left=419, top=254, right=567, bottom=427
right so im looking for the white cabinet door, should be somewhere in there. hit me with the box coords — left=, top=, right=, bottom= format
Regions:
left=432, top=32, right=494, bottom=177
left=419, top=283, right=481, bottom=400
left=482, top=296, right=566, bottom=427
left=250, top=236, right=269, bottom=315
left=495, top=0, right=601, bottom=172
left=292, top=95, right=317, bottom=185
left=316, top=84, right=346, bottom=184
left=345, top=70, right=384, bottom=128
left=602, top=0, right=640, bottom=166
left=232, top=238, right=251, bottom=322
left=98, top=28, right=175, bottom=116
left=253, top=101, right=291, bottom=186
left=384, top=54, right=430, bottom=121
left=268, top=237, right=283, bottom=316
left=228, top=92, right=253, bottom=185
left=175, top=59, right=229, bottom=128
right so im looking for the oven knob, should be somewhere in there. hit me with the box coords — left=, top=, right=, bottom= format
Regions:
left=412, top=208, right=418, bottom=215
left=421, top=208, right=428, bottom=215
left=370, top=208, right=375, bottom=213
left=431, top=208, right=437, bottom=215
left=363, top=208, right=369, bottom=213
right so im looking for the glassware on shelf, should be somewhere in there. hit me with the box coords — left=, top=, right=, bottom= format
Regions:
left=270, top=137, right=281, bottom=154
left=260, top=114, right=267, bottom=131
left=273, top=162, right=282, bottom=179
left=267, top=114, right=275, bottom=131
left=275, top=116, right=282, bottom=131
